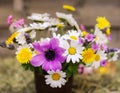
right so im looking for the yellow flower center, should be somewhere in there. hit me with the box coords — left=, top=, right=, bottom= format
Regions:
left=81, top=31, right=87, bottom=37
left=57, top=23, right=64, bottom=28
left=96, top=17, right=111, bottom=30
left=52, top=73, right=60, bottom=81
left=63, top=5, right=76, bottom=11
left=95, top=54, right=100, bottom=61
left=68, top=47, right=76, bottom=55
left=70, top=36, right=78, bottom=40
left=16, top=47, right=32, bottom=64
left=6, top=32, right=18, bottom=46
left=82, top=48, right=96, bottom=64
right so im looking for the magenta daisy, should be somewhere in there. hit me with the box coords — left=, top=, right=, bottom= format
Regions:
left=30, top=38, right=66, bottom=71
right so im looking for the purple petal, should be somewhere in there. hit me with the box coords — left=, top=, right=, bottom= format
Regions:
left=55, top=46, right=65, bottom=55
left=33, top=42, right=43, bottom=53
left=50, top=38, right=59, bottom=49
left=30, top=55, right=45, bottom=67
left=50, top=60, right=62, bottom=71
left=42, top=62, right=51, bottom=71
left=56, top=54, right=66, bottom=63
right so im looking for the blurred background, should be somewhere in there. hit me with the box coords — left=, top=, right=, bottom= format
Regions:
left=0, top=0, right=120, bottom=93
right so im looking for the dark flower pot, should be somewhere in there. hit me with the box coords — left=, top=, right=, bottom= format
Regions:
left=34, top=72, right=73, bottom=93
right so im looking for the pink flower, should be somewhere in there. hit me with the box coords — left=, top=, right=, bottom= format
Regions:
left=7, top=15, right=13, bottom=25
left=14, top=18, right=24, bottom=28
left=92, top=43, right=99, bottom=51
left=85, top=34, right=95, bottom=42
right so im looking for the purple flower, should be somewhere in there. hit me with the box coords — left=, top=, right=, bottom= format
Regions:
left=100, top=60, right=106, bottom=67
left=85, top=34, right=94, bottom=42
left=92, top=43, right=99, bottom=51
left=30, top=38, right=66, bottom=72
left=101, top=43, right=108, bottom=51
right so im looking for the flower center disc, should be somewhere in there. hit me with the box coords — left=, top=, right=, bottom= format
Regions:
left=45, top=49, right=56, bottom=61
left=70, top=36, right=77, bottom=40
left=68, top=47, right=76, bottom=55
left=52, top=73, right=60, bottom=81
left=95, top=54, right=100, bottom=61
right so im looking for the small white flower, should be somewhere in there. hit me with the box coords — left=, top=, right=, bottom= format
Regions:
left=15, top=31, right=26, bottom=45
left=62, top=30, right=80, bottom=42
left=28, top=13, right=50, bottom=22
left=56, top=12, right=81, bottom=33
left=63, top=40, right=84, bottom=63
left=45, top=70, right=66, bottom=88
left=108, top=50, right=120, bottom=62
left=94, top=26, right=108, bottom=44
left=49, top=27, right=58, bottom=32
left=29, top=30, right=36, bottom=39
left=30, top=22, right=51, bottom=30
left=17, top=26, right=33, bottom=32
left=92, top=50, right=107, bottom=68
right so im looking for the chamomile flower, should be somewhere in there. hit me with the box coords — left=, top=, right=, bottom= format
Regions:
left=15, top=31, right=26, bottom=45
left=16, top=45, right=33, bottom=64
left=30, top=22, right=51, bottom=30
left=63, top=40, right=84, bottom=63
left=45, top=70, right=66, bottom=88
left=92, top=50, right=107, bottom=68
left=28, top=13, right=50, bottom=22
left=56, top=12, right=81, bottom=32
left=94, top=26, right=108, bottom=44
left=62, top=30, right=80, bottom=42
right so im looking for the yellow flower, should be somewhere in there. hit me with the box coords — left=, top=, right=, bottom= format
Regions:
left=63, top=5, right=76, bottom=11
left=82, top=48, right=96, bottom=64
left=16, top=47, right=32, bottom=64
left=96, top=17, right=110, bottom=30
left=106, top=28, right=111, bottom=35
left=6, top=32, right=18, bottom=46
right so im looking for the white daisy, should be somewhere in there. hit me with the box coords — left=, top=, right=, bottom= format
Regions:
left=92, top=50, right=107, bottom=68
left=15, top=31, right=26, bottom=45
left=56, top=12, right=81, bottom=33
left=94, top=26, right=108, bottom=44
left=29, top=30, right=36, bottom=39
left=28, top=13, right=50, bottom=22
left=30, top=22, right=51, bottom=30
left=63, top=40, right=84, bottom=63
left=45, top=70, right=66, bottom=88
left=17, top=26, right=33, bottom=32
left=62, top=30, right=80, bottom=42
left=49, top=27, right=58, bottom=32
left=108, top=50, right=120, bottom=62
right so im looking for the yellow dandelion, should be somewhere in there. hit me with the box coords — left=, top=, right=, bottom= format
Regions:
left=63, top=5, right=76, bottom=11
left=16, top=47, right=32, bottom=64
left=96, top=17, right=111, bottom=30
left=82, top=48, right=96, bottom=64
left=6, top=32, right=18, bottom=46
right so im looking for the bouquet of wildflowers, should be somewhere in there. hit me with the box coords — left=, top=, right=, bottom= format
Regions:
left=0, top=12, right=119, bottom=88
